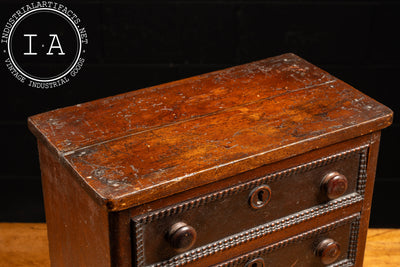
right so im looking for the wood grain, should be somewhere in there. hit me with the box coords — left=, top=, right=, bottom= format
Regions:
left=28, top=53, right=393, bottom=211
left=0, top=223, right=398, bottom=267
left=26, top=53, right=393, bottom=266
left=363, top=228, right=400, bottom=266
left=0, top=223, right=50, bottom=267
left=28, top=54, right=335, bottom=154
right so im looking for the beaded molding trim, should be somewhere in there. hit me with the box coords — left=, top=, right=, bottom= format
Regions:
left=216, top=213, right=361, bottom=267
left=150, top=194, right=361, bottom=267
left=356, top=148, right=368, bottom=196
left=136, top=144, right=369, bottom=225
left=347, top=216, right=361, bottom=264
left=133, top=145, right=369, bottom=266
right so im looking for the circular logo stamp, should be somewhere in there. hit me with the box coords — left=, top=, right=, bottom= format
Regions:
left=2, top=2, right=88, bottom=88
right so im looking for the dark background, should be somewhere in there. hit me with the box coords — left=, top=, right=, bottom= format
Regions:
left=1, top=0, right=399, bottom=227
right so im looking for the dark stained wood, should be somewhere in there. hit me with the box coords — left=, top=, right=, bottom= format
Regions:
left=108, top=210, right=132, bottom=266
left=122, top=133, right=376, bottom=267
left=315, top=238, right=341, bottom=265
left=133, top=145, right=362, bottom=266
left=29, top=54, right=393, bottom=211
left=28, top=53, right=393, bottom=267
left=38, top=140, right=112, bottom=266
left=167, top=222, right=197, bottom=251
left=354, top=131, right=382, bottom=267
left=321, top=171, right=349, bottom=199
left=216, top=215, right=357, bottom=267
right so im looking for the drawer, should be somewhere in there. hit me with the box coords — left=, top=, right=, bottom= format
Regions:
left=132, top=146, right=368, bottom=266
left=215, top=213, right=360, bottom=267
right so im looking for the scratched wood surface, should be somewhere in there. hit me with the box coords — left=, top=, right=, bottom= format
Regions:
left=28, top=53, right=393, bottom=211
left=0, top=223, right=398, bottom=267
left=28, top=54, right=335, bottom=154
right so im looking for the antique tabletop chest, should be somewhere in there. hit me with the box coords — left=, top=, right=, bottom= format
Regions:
left=28, top=53, right=393, bottom=267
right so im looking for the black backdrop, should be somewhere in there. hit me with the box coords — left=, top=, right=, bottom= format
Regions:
left=1, top=0, right=399, bottom=227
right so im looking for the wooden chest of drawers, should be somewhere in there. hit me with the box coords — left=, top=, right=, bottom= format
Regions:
left=28, top=53, right=393, bottom=267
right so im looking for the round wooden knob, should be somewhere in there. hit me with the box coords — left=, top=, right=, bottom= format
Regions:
left=315, top=238, right=341, bottom=265
left=245, top=258, right=265, bottom=267
left=321, top=171, right=348, bottom=199
left=168, top=222, right=197, bottom=251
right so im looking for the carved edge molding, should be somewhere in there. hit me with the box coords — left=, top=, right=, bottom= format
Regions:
left=136, top=144, right=369, bottom=225
left=347, top=217, right=361, bottom=265
left=133, top=221, right=145, bottom=267
left=356, top=147, right=368, bottom=196
left=216, top=213, right=361, bottom=267
left=133, top=144, right=369, bottom=267
left=150, top=195, right=362, bottom=267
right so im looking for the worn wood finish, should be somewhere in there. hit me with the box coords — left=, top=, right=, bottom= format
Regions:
left=355, top=131, right=382, bottom=267
left=28, top=53, right=393, bottom=266
left=38, top=141, right=111, bottom=266
left=28, top=54, right=334, bottom=154
left=129, top=134, right=371, bottom=267
left=28, top=53, right=392, bottom=211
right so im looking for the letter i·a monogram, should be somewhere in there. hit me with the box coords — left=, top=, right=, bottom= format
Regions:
left=3, top=4, right=87, bottom=87
left=23, top=34, right=65, bottom=56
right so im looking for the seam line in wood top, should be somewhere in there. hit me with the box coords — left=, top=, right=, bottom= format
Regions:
left=62, top=79, right=337, bottom=157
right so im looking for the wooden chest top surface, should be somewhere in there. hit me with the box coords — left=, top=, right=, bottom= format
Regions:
left=28, top=53, right=392, bottom=211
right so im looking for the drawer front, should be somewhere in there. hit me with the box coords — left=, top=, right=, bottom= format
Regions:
left=216, top=213, right=360, bottom=267
left=132, top=145, right=368, bottom=266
